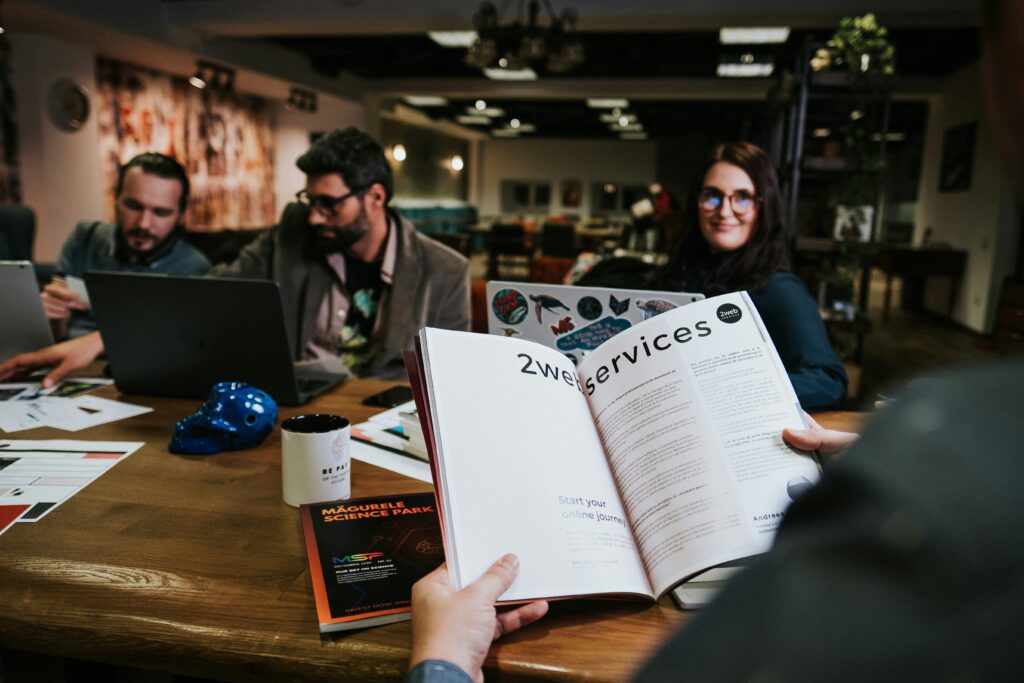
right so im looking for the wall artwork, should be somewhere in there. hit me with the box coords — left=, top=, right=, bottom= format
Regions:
left=938, top=122, right=977, bottom=193
left=95, top=59, right=276, bottom=231
left=560, top=179, right=581, bottom=208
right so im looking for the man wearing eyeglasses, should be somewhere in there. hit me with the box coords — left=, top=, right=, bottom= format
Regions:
left=210, top=127, right=470, bottom=378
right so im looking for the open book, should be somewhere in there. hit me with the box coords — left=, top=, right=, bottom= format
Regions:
left=405, top=292, right=819, bottom=603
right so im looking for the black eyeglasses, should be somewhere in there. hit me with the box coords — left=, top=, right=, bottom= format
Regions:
left=698, top=187, right=761, bottom=215
left=295, top=188, right=364, bottom=216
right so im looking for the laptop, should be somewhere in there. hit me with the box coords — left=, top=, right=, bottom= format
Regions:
left=86, top=272, right=347, bottom=405
left=485, top=281, right=704, bottom=365
left=0, top=261, right=54, bottom=360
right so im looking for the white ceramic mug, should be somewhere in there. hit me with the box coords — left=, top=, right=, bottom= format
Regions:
left=280, top=414, right=351, bottom=507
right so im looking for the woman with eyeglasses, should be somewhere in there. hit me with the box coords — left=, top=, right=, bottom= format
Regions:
left=651, top=141, right=847, bottom=411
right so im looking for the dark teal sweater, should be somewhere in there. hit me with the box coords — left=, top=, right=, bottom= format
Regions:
left=671, top=270, right=848, bottom=411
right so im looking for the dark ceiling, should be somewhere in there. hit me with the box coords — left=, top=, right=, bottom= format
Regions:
left=257, top=26, right=976, bottom=141
left=269, top=27, right=979, bottom=81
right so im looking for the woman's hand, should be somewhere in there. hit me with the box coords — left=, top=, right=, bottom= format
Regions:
left=410, top=554, right=549, bottom=683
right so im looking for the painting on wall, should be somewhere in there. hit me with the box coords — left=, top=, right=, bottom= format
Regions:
left=938, top=122, right=977, bottom=193
left=560, top=179, right=581, bottom=208
left=95, top=59, right=276, bottom=231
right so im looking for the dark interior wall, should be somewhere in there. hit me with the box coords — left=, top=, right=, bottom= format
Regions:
left=378, top=118, right=468, bottom=201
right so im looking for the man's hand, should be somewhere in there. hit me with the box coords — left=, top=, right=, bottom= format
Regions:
left=783, top=414, right=859, bottom=459
left=410, top=554, right=549, bottom=683
left=41, top=278, right=89, bottom=339
left=0, top=332, right=105, bottom=387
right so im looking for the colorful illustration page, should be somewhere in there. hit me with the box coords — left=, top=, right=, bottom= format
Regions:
left=421, top=328, right=652, bottom=601
left=578, top=292, right=818, bottom=596
left=486, top=282, right=703, bottom=366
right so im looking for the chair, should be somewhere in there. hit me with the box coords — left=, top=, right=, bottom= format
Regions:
left=539, top=222, right=577, bottom=258
left=0, top=203, right=36, bottom=260
left=486, top=223, right=532, bottom=281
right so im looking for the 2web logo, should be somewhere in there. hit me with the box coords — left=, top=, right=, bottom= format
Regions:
left=716, top=303, right=742, bottom=324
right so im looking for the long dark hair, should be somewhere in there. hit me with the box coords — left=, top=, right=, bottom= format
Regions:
left=653, top=141, right=790, bottom=294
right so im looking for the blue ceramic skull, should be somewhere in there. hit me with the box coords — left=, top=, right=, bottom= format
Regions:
left=169, top=382, right=278, bottom=455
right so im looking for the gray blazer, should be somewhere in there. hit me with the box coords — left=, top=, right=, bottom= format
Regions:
left=211, top=204, right=470, bottom=379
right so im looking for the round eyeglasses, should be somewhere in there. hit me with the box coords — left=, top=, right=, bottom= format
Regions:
left=698, top=188, right=761, bottom=215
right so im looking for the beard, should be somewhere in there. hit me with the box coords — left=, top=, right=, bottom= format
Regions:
left=311, top=206, right=371, bottom=253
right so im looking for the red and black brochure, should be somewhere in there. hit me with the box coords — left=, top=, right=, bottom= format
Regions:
left=300, top=491, right=443, bottom=632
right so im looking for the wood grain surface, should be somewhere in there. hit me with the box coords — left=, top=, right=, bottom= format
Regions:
left=0, top=378, right=864, bottom=682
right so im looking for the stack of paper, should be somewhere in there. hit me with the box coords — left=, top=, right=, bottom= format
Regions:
left=0, top=380, right=151, bottom=433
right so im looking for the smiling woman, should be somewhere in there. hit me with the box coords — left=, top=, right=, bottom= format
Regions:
left=650, top=141, right=848, bottom=411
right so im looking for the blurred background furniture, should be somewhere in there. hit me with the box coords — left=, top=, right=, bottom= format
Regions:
left=538, top=221, right=577, bottom=258
left=486, top=223, right=532, bottom=280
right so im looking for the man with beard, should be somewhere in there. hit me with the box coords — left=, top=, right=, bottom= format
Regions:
left=42, top=152, right=210, bottom=340
left=210, top=127, right=470, bottom=378
left=0, top=129, right=468, bottom=385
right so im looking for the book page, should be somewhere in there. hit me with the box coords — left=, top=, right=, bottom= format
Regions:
left=578, top=292, right=818, bottom=596
left=421, top=329, right=652, bottom=601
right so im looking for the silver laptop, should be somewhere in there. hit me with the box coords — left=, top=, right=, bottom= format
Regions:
left=86, top=272, right=347, bottom=405
left=486, top=281, right=703, bottom=365
left=0, top=261, right=54, bottom=360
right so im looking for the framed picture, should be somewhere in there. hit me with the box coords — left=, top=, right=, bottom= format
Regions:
left=560, top=179, right=581, bottom=208
left=938, top=122, right=977, bottom=193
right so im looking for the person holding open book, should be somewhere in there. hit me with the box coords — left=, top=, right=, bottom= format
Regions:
left=650, top=142, right=847, bottom=411
left=406, top=2, right=1024, bottom=679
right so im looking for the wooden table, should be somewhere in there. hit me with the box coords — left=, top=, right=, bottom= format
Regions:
left=0, top=379, right=862, bottom=682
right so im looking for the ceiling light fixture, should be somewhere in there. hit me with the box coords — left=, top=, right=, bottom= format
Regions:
left=812, top=128, right=831, bottom=138
left=717, top=53, right=774, bottom=78
left=719, top=27, right=790, bottom=45
left=404, top=95, right=449, bottom=107
left=475, top=99, right=487, bottom=110
left=450, top=155, right=465, bottom=171
left=466, top=106, right=504, bottom=117
left=190, top=60, right=235, bottom=93
left=286, top=87, right=318, bottom=113
left=510, top=118, right=521, bottom=129
left=391, top=144, right=407, bottom=162
left=457, top=115, right=492, bottom=125
left=586, top=98, right=629, bottom=109
left=482, top=66, right=538, bottom=81
left=428, top=31, right=479, bottom=47
left=465, top=0, right=585, bottom=75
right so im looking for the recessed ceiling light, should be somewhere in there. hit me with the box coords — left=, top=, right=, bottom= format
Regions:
left=719, top=27, right=791, bottom=45
left=812, top=128, right=831, bottom=138
left=587, top=98, right=630, bottom=109
left=450, top=155, right=465, bottom=171
left=428, top=31, right=479, bottom=47
left=717, top=63, right=774, bottom=77
left=483, top=67, right=538, bottom=81
left=404, top=95, right=449, bottom=107
left=475, top=99, right=487, bottom=110
left=456, top=115, right=491, bottom=125
left=466, top=106, right=504, bottom=117
left=599, top=112, right=636, bottom=124
left=391, top=144, right=407, bottom=162
left=510, top=118, right=521, bottom=129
